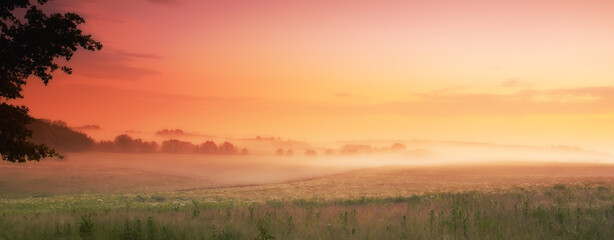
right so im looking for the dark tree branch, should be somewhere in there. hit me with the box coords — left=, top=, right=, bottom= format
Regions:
left=0, top=0, right=102, bottom=162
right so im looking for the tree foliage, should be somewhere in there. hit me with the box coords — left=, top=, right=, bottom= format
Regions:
left=0, top=0, right=102, bottom=162
left=99, top=134, right=158, bottom=153
left=0, top=103, right=58, bottom=162
left=28, top=118, right=95, bottom=152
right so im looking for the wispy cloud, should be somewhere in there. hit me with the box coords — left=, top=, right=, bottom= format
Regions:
left=68, top=49, right=162, bottom=80
left=549, top=86, right=614, bottom=97
left=155, top=129, right=215, bottom=138
left=371, top=86, right=614, bottom=117
left=113, top=50, right=163, bottom=59
left=146, top=0, right=183, bottom=6
left=423, top=85, right=473, bottom=96
left=502, top=78, right=520, bottom=87
left=44, top=0, right=129, bottom=23
left=334, top=92, right=368, bottom=99
left=72, top=124, right=102, bottom=131
left=501, top=78, right=531, bottom=88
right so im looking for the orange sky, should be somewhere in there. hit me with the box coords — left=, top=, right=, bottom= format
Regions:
left=12, top=0, right=614, bottom=151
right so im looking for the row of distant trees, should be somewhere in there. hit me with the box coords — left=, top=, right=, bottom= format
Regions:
left=340, top=143, right=407, bottom=154
left=29, top=119, right=408, bottom=156
left=99, top=135, right=247, bottom=154
left=275, top=143, right=408, bottom=156
left=28, top=119, right=247, bottom=154
left=275, top=149, right=319, bottom=156
left=29, top=119, right=96, bottom=152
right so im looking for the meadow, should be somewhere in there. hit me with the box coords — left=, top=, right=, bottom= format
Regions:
left=2, top=153, right=614, bottom=239
left=1, top=183, right=613, bottom=239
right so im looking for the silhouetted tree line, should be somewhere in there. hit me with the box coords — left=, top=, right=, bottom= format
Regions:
left=97, top=134, right=158, bottom=153
left=160, top=139, right=248, bottom=154
left=28, top=119, right=95, bottom=152
left=273, top=143, right=408, bottom=156
left=276, top=148, right=294, bottom=156
left=340, top=143, right=407, bottom=154
left=304, top=149, right=317, bottom=156
left=254, top=136, right=282, bottom=141
left=26, top=120, right=248, bottom=155
left=100, top=137, right=247, bottom=154
left=155, top=129, right=185, bottom=136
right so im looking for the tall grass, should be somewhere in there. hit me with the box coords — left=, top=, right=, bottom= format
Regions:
left=0, top=183, right=613, bottom=239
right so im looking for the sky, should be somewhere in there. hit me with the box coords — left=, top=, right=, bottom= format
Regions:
left=12, top=0, right=614, bottom=151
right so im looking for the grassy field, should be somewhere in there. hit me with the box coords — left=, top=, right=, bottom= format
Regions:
left=1, top=183, right=613, bottom=239
left=3, top=155, right=614, bottom=239
left=2, top=153, right=614, bottom=198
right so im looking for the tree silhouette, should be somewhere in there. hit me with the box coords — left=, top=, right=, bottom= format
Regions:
left=276, top=148, right=284, bottom=155
left=197, top=140, right=218, bottom=154
left=390, top=143, right=407, bottom=151
left=161, top=139, right=196, bottom=153
left=112, top=134, right=158, bottom=153
left=218, top=142, right=237, bottom=154
left=304, top=149, right=316, bottom=156
left=0, top=0, right=102, bottom=162
left=28, top=119, right=95, bottom=152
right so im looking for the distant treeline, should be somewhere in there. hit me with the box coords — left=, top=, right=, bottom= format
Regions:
left=100, top=135, right=247, bottom=154
left=28, top=119, right=410, bottom=156
left=28, top=119, right=247, bottom=154
left=29, top=119, right=96, bottom=152
left=340, top=143, right=407, bottom=154
left=274, top=143, right=409, bottom=156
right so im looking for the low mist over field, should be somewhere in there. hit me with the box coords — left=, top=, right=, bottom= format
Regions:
left=0, top=118, right=604, bottom=197
left=2, top=136, right=613, bottom=198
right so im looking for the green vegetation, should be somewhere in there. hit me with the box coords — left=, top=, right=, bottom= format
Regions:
left=0, top=183, right=613, bottom=239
